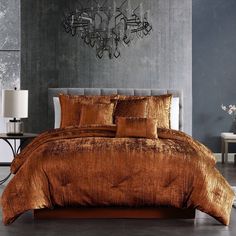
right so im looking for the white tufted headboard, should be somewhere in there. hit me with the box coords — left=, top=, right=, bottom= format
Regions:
left=48, top=88, right=183, bottom=131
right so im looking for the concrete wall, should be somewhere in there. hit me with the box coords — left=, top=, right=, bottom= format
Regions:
left=0, top=0, right=20, bottom=162
left=193, top=0, right=236, bottom=152
left=21, top=0, right=192, bottom=134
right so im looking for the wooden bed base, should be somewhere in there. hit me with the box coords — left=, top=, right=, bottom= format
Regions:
left=34, top=207, right=195, bottom=220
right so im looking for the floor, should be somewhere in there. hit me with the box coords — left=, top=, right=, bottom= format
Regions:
left=0, top=163, right=235, bottom=236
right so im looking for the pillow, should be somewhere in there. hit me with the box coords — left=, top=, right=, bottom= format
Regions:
left=59, top=94, right=82, bottom=128
left=114, top=98, right=148, bottom=120
left=147, top=95, right=172, bottom=129
left=79, top=103, right=114, bottom=126
left=53, top=97, right=61, bottom=128
left=59, top=94, right=117, bottom=128
left=116, top=117, right=158, bottom=139
left=170, top=97, right=179, bottom=130
left=71, top=94, right=118, bottom=104
left=116, top=95, right=145, bottom=100
left=56, top=94, right=178, bottom=129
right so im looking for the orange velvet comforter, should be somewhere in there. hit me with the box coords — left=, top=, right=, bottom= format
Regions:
left=1, top=125, right=234, bottom=225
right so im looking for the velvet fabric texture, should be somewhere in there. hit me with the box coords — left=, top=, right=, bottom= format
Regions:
left=147, top=95, right=172, bottom=129
left=116, top=117, right=158, bottom=139
left=59, top=94, right=172, bottom=129
left=59, top=94, right=81, bottom=128
left=2, top=126, right=234, bottom=225
left=113, top=98, right=148, bottom=120
left=79, top=103, right=114, bottom=126
left=115, top=95, right=172, bottom=128
left=59, top=94, right=117, bottom=128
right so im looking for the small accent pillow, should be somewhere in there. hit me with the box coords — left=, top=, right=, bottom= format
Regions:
left=59, top=94, right=117, bottom=128
left=116, top=117, right=158, bottom=139
left=114, top=98, right=148, bottom=120
left=79, top=103, right=114, bottom=126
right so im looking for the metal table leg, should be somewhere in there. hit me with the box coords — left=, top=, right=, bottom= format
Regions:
left=221, top=138, right=225, bottom=164
left=0, top=138, right=28, bottom=185
left=225, top=141, right=228, bottom=164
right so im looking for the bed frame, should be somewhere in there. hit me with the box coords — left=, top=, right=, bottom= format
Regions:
left=34, top=207, right=195, bottom=220
left=40, top=88, right=191, bottom=220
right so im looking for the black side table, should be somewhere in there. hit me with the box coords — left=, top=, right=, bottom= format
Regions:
left=0, top=133, right=38, bottom=184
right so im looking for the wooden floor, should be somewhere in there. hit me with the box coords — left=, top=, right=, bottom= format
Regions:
left=0, top=163, right=235, bottom=236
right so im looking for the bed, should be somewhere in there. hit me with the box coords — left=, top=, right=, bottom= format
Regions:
left=1, top=88, right=234, bottom=225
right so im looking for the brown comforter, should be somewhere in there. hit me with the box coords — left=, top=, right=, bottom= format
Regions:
left=1, top=125, right=234, bottom=225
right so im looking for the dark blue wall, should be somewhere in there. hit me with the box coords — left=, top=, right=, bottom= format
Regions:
left=193, top=0, right=236, bottom=152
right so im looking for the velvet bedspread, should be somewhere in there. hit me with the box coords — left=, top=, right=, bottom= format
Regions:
left=1, top=126, right=234, bottom=225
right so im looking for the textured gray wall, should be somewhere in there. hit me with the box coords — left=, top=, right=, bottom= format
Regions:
left=0, top=0, right=20, bottom=161
left=0, top=0, right=20, bottom=109
left=21, top=0, right=192, bottom=134
left=193, top=0, right=236, bottom=152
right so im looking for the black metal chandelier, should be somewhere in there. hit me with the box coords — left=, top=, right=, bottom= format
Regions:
left=62, top=0, right=152, bottom=59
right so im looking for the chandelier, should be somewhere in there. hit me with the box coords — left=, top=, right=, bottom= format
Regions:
left=62, top=0, right=152, bottom=59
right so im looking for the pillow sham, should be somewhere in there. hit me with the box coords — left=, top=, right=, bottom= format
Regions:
left=53, top=97, right=61, bottom=129
left=116, top=117, right=158, bottom=139
left=59, top=94, right=82, bottom=128
left=56, top=94, right=179, bottom=130
left=74, top=94, right=118, bottom=104
left=114, top=98, right=148, bottom=120
left=79, top=103, right=114, bottom=126
left=59, top=94, right=117, bottom=128
left=53, top=96, right=179, bottom=130
left=147, top=94, right=172, bottom=129
left=170, top=97, right=179, bottom=130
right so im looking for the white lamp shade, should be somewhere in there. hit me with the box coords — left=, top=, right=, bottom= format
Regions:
left=2, top=90, right=28, bottom=118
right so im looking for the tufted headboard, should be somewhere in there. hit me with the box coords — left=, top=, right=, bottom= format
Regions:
left=48, top=88, right=183, bottom=131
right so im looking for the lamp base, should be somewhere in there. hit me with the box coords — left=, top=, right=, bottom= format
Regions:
left=6, top=119, right=24, bottom=136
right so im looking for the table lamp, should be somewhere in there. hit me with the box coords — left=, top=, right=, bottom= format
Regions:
left=2, top=88, right=28, bottom=136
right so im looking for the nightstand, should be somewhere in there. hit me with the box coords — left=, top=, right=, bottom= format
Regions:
left=221, top=132, right=236, bottom=164
left=0, top=133, right=38, bottom=184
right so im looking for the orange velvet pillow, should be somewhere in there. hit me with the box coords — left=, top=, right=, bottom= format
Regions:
left=59, top=94, right=117, bottom=128
left=79, top=103, right=114, bottom=126
left=59, top=94, right=82, bottom=128
left=115, top=95, right=145, bottom=100
left=147, top=94, right=172, bottom=129
left=116, top=117, right=158, bottom=139
left=73, top=94, right=118, bottom=104
left=114, top=98, right=148, bottom=120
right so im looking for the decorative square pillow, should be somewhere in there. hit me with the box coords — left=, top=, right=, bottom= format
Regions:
left=113, top=98, right=148, bottom=120
left=147, top=94, right=172, bottom=129
left=116, top=117, right=158, bottom=139
left=79, top=103, right=114, bottom=126
left=59, top=94, right=83, bottom=128
left=59, top=94, right=117, bottom=128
